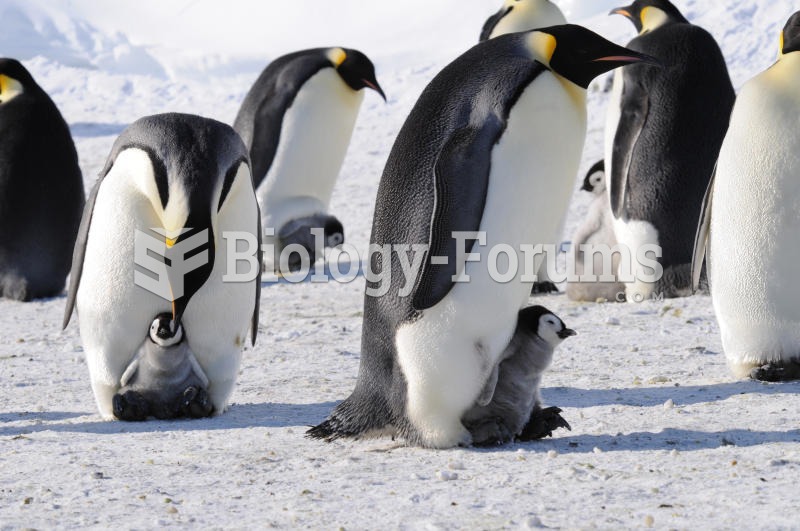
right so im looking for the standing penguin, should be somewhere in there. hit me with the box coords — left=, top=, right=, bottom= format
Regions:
left=233, top=48, right=385, bottom=272
left=0, top=58, right=84, bottom=301
left=693, top=12, right=800, bottom=382
left=605, top=0, right=734, bottom=300
left=566, top=160, right=625, bottom=302
left=308, top=25, right=657, bottom=448
left=462, top=305, right=575, bottom=446
left=63, top=113, right=261, bottom=419
left=480, top=0, right=567, bottom=41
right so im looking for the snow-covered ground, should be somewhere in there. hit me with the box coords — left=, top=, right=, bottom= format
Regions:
left=2, top=0, right=800, bottom=528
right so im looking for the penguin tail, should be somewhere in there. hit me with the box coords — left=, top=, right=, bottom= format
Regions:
left=306, top=394, right=392, bottom=442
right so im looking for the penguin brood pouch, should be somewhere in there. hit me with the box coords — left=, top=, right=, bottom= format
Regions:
left=308, top=25, right=659, bottom=448
left=63, top=113, right=261, bottom=420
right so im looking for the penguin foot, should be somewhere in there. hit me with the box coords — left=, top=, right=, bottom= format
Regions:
left=179, top=386, right=214, bottom=418
left=517, top=406, right=571, bottom=441
left=531, top=281, right=559, bottom=295
left=750, top=361, right=800, bottom=382
left=466, top=417, right=514, bottom=447
left=112, top=390, right=150, bottom=421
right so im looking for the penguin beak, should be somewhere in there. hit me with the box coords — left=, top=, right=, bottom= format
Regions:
left=610, top=7, right=634, bottom=19
left=558, top=328, right=577, bottom=339
left=592, top=51, right=663, bottom=68
left=362, top=79, right=387, bottom=101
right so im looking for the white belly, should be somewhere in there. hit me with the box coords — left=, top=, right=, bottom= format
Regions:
left=76, top=151, right=258, bottom=417
left=709, top=60, right=800, bottom=375
left=396, top=73, right=586, bottom=448
left=257, top=68, right=363, bottom=239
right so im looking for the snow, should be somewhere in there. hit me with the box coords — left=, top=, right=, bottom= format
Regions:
left=2, top=0, right=800, bottom=528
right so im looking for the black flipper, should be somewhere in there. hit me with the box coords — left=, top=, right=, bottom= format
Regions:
left=691, top=164, right=716, bottom=293
left=609, top=72, right=650, bottom=220
left=62, top=175, right=106, bottom=329
left=252, top=200, right=262, bottom=346
left=412, top=118, right=502, bottom=311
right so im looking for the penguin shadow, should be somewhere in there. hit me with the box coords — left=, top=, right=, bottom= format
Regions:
left=0, top=401, right=338, bottom=437
left=260, top=259, right=365, bottom=287
left=69, top=122, right=128, bottom=138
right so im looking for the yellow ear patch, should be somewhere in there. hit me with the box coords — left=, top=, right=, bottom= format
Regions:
left=640, top=6, right=669, bottom=34
left=327, top=48, right=347, bottom=67
left=0, top=74, right=24, bottom=103
left=779, top=31, right=785, bottom=57
left=526, top=31, right=557, bottom=65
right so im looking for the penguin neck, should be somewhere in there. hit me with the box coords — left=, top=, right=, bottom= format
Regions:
left=638, top=7, right=672, bottom=35
left=552, top=73, right=587, bottom=111
left=766, top=52, right=800, bottom=88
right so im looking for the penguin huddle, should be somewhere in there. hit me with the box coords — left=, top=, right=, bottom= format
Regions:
left=4, top=0, right=799, bottom=448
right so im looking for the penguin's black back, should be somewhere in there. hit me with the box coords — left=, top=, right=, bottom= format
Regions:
left=610, top=23, right=734, bottom=268
left=0, top=58, right=84, bottom=300
left=233, top=49, right=333, bottom=189
left=309, top=34, right=548, bottom=441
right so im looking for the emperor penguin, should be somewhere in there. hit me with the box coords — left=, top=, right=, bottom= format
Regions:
left=63, top=113, right=261, bottom=419
left=566, top=160, right=626, bottom=302
left=480, top=0, right=567, bottom=41
left=693, top=12, right=800, bottom=382
left=308, top=25, right=658, bottom=448
left=114, top=313, right=212, bottom=421
left=605, top=0, right=734, bottom=301
left=462, top=305, right=575, bottom=446
left=0, top=58, right=84, bottom=301
left=233, top=47, right=385, bottom=273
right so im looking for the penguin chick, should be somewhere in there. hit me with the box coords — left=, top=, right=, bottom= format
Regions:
left=113, top=314, right=212, bottom=421
left=462, top=306, right=575, bottom=446
left=566, top=160, right=625, bottom=302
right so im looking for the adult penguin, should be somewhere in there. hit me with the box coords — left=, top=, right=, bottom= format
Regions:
left=63, top=113, right=261, bottom=419
left=480, top=0, right=567, bottom=41
left=233, top=47, right=385, bottom=272
left=309, top=25, right=658, bottom=448
left=606, top=0, right=734, bottom=300
left=693, top=12, right=800, bottom=382
left=0, top=58, right=84, bottom=301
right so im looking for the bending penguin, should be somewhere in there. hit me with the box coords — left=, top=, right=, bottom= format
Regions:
left=693, top=12, right=800, bottom=382
left=566, top=160, right=625, bottom=302
left=462, top=305, right=575, bottom=446
left=233, top=47, right=385, bottom=273
left=0, top=58, right=84, bottom=301
left=480, top=0, right=567, bottom=41
left=308, top=25, right=657, bottom=448
left=63, top=113, right=261, bottom=419
left=605, top=0, right=734, bottom=300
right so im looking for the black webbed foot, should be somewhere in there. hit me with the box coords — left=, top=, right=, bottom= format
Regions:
left=465, top=417, right=514, bottom=447
left=112, top=390, right=150, bottom=421
left=531, top=281, right=559, bottom=295
left=517, top=406, right=571, bottom=441
left=179, top=386, right=214, bottom=418
left=751, top=360, right=800, bottom=382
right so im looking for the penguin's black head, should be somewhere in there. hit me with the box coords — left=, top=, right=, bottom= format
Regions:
left=781, top=11, right=800, bottom=56
left=0, top=58, right=36, bottom=104
left=581, top=160, right=606, bottom=193
left=149, top=313, right=184, bottom=347
left=324, top=216, right=345, bottom=248
left=330, top=48, right=386, bottom=101
left=532, top=25, right=662, bottom=89
left=610, top=0, right=687, bottom=33
left=518, top=305, right=577, bottom=345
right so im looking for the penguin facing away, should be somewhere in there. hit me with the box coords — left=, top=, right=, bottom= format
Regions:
left=233, top=47, right=385, bottom=272
left=462, top=305, right=575, bottom=446
left=566, top=160, right=625, bottom=302
left=605, top=0, right=734, bottom=301
left=308, top=25, right=658, bottom=448
left=0, top=58, right=85, bottom=301
left=480, top=0, right=567, bottom=41
left=693, top=11, right=800, bottom=382
left=63, top=113, right=261, bottom=419
left=114, top=313, right=213, bottom=421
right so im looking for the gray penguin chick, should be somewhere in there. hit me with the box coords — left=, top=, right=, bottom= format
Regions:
left=463, top=305, right=575, bottom=446
left=112, top=313, right=213, bottom=421
left=566, top=160, right=626, bottom=302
